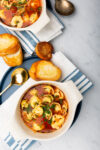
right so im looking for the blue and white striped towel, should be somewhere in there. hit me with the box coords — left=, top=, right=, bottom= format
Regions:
left=0, top=9, right=64, bottom=55
left=0, top=52, right=93, bottom=150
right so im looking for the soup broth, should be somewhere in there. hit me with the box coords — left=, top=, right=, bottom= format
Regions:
left=20, top=84, right=69, bottom=133
left=0, top=0, right=42, bottom=28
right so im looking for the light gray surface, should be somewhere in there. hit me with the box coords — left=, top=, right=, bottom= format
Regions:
left=0, top=0, right=100, bottom=149
left=40, top=0, right=100, bottom=150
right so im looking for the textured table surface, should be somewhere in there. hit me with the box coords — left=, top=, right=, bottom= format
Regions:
left=0, top=0, right=100, bottom=150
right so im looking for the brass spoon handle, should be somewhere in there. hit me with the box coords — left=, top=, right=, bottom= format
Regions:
left=0, top=83, right=12, bottom=96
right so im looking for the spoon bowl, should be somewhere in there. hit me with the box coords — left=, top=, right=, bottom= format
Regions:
left=55, top=0, right=75, bottom=16
left=11, top=68, right=28, bottom=85
left=0, top=68, right=28, bottom=96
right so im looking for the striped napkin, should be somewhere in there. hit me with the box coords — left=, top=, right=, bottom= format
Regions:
left=0, top=9, right=64, bottom=55
left=0, top=52, right=93, bottom=150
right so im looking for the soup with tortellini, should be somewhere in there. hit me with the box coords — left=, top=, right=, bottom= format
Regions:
left=20, top=84, right=69, bottom=133
left=0, top=0, right=42, bottom=28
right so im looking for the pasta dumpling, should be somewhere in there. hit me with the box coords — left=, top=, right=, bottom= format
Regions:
left=62, top=101, right=68, bottom=115
left=42, top=95, right=54, bottom=103
left=51, top=102, right=61, bottom=113
left=30, top=96, right=41, bottom=108
left=33, top=122, right=44, bottom=131
left=51, top=114, right=64, bottom=129
left=21, top=100, right=28, bottom=109
left=0, top=10, right=5, bottom=19
left=30, top=89, right=37, bottom=96
left=43, top=85, right=54, bottom=94
left=32, top=105, right=43, bottom=118
left=30, top=13, right=38, bottom=23
left=11, top=16, right=23, bottom=28
left=54, top=89, right=64, bottom=100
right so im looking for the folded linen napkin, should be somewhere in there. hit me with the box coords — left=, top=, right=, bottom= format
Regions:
left=0, top=52, right=93, bottom=150
left=0, top=9, right=64, bottom=55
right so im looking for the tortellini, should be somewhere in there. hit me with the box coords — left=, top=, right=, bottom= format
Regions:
left=62, top=101, right=68, bottom=115
left=21, top=100, right=28, bottom=109
left=32, top=105, right=43, bottom=118
left=11, top=16, right=23, bottom=28
left=0, top=10, right=5, bottom=19
left=51, top=114, right=64, bottom=129
left=42, top=95, right=54, bottom=103
left=30, top=89, right=38, bottom=96
left=30, top=13, right=38, bottom=23
left=30, top=96, right=41, bottom=108
left=54, top=89, right=64, bottom=100
left=51, top=102, right=61, bottom=113
left=33, top=122, right=44, bottom=131
left=43, top=85, right=54, bottom=94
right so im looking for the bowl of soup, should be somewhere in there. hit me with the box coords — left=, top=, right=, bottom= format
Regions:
left=0, top=0, right=50, bottom=33
left=9, top=80, right=83, bottom=141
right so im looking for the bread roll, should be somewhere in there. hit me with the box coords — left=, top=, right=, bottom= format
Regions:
left=3, top=46, right=23, bottom=67
left=0, top=33, right=20, bottom=56
left=29, top=60, right=62, bottom=81
left=35, top=42, right=53, bottom=60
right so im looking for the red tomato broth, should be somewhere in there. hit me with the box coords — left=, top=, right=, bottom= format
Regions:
left=0, top=0, right=42, bottom=28
left=20, top=84, right=69, bottom=133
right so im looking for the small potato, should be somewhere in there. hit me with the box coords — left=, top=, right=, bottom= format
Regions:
left=35, top=42, right=53, bottom=60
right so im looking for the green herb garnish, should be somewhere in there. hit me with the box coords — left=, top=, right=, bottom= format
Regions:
left=50, top=104, right=55, bottom=109
left=24, top=104, right=32, bottom=113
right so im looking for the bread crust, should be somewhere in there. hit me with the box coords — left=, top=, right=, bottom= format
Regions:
left=29, top=60, right=62, bottom=81
left=35, top=42, right=53, bottom=60
left=29, top=61, right=39, bottom=80
left=0, top=33, right=20, bottom=56
left=3, top=45, right=23, bottom=67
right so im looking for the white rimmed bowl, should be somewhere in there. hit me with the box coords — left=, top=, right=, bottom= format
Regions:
left=0, top=0, right=50, bottom=34
left=9, top=80, right=83, bottom=141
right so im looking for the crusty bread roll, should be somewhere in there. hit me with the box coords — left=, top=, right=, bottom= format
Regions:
left=35, top=42, right=53, bottom=60
left=29, top=60, right=62, bottom=81
left=3, top=46, right=23, bottom=67
left=0, top=33, right=20, bottom=56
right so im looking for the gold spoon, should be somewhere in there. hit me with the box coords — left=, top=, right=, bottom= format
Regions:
left=0, top=68, right=28, bottom=96
left=55, top=0, right=75, bottom=16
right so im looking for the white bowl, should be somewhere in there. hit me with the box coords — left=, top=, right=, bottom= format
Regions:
left=0, top=0, right=50, bottom=34
left=9, top=80, right=83, bottom=141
